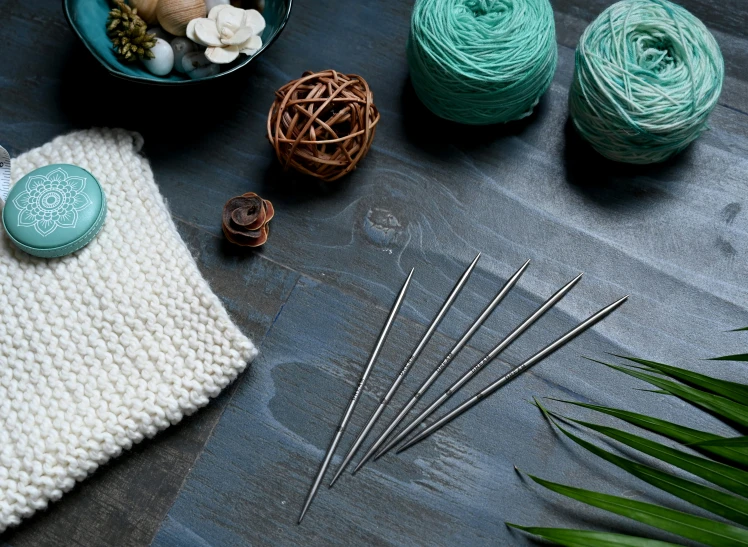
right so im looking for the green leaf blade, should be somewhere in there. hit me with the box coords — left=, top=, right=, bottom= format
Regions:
left=601, top=363, right=748, bottom=430
left=526, top=474, right=748, bottom=547
left=507, top=524, right=683, bottom=547
left=550, top=399, right=748, bottom=468
left=549, top=416, right=748, bottom=525
left=561, top=417, right=748, bottom=498
left=712, top=354, right=748, bottom=362
left=690, top=437, right=748, bottom=448
left=619, top=356, right=748, bottom=403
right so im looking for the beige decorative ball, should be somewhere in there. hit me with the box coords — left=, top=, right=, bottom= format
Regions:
left=157, top=0, right=206, bottom=36
left=130, top=0, right=160, bottom=25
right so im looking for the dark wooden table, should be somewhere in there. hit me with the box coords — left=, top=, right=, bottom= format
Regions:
left=1, top=0, right=747, bottom=545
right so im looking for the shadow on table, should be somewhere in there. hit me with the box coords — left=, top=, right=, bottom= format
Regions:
left=562, top=117, right=689, bottom=211
left=256, top=161, right=353, bottom=207
left=57, top=42, right=259, bottom=156
left=399, top=76, right=545, bottom=157
left=398, top=72, right=688, bottom=213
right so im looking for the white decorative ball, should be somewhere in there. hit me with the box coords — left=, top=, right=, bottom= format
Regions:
left=171, top=37, right=197, bottom=73
left=182, top=51, right=221, bottom=79
left=142, top=38, right=175, bottom=76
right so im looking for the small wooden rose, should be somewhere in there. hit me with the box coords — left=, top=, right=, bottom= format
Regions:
left=222, top=192, right=274, bottom=247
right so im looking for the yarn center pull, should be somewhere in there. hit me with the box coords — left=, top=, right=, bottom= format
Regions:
left=465, top=0, right=509, bottom=19
left=632, top=34, right=676, bottom=73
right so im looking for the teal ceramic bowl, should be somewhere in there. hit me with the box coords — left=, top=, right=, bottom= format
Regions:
left=63, top=0, right=292, bottom=85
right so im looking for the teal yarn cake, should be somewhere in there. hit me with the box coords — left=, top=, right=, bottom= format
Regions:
left=407, top=0, right=557, bottom=125
left=569, top=0, right=724, bottom=164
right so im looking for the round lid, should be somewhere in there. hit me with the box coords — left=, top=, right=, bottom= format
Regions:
left=2, top=164, right=107, bottom=258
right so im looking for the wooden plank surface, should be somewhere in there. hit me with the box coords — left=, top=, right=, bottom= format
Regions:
left=151, top=273, right=741, bottom=546
left=0, top=0, right=746, bottom=545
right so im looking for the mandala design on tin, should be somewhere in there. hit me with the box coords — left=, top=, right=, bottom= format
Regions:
left=13, top=168, right=92, bottom=237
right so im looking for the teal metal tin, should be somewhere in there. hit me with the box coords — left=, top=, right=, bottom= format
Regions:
left=2, top=164, right=107, bottom=258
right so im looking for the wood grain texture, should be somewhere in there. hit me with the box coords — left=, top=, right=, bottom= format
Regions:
left=0, top=0, right=746, bottom=545
left=151, top=274, right=742, bottom=547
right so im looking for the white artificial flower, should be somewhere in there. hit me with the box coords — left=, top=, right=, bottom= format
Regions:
left=186, top=5, right=265, bottom=64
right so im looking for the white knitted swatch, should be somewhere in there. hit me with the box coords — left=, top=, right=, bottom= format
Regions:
left=0, top=129, right=257, bottom=531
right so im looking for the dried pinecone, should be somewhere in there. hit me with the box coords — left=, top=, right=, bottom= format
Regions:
left=107, top=1, right=156, bottom=63
left=222, top=192, right=274, bottom=247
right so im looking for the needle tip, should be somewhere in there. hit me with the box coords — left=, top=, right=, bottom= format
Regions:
left=398, top=432, right=425, bottom=453
left=328, top=474, right=340, bottom=488
left=515, top=259, right=531, bottom=275
left=396, top=440, right=412, bottom=454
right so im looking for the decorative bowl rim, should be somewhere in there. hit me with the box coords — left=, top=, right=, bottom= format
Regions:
left=62, top=0, right=293, bottom=86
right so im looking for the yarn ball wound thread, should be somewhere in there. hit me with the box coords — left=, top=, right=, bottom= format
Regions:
left=267, top=70, right=381, bottom=182
left=569, top=0, right=724, bottom=164
left=407, top=0, right=557, bottom=125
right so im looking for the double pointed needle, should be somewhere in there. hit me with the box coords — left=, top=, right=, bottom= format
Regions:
left=328, top=253, right=482, bottom=486
left=397, top=295, right=629, bottom=453
left=352, top=259, right=531, bottom=473
left=375, top=272, right=583, bottom=458
left=297, top=268, right=414, bottom=524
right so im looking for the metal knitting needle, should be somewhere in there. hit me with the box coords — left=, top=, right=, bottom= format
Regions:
left=352, top=259, right=531, bottom=473
left=297, top=268, right=414, bottom=525
left=328, top=253, right=482, bottom=486
left=397, top=295, right=628, bottom=453
left=376, top=272, right=583, bottom=458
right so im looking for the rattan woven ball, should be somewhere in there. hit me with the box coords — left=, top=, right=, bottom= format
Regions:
left=267, top=70, right=381, bottom=182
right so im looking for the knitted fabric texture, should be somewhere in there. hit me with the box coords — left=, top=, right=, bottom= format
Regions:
left=0, top=129, right=257, bottom=531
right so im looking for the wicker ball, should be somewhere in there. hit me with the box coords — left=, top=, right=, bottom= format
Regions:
left=267, top=70, right=381, bottom=182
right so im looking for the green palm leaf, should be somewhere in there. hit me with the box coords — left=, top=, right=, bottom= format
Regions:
left=731, top=328, right=748, bottom=332
left=690, top=437, right=748, bottom=448
left=523, top=473, right=748, bottom=547
left=542, top=408, right=748, bottom=498
left=550, top=399, right=748, bottom=468
left=711, top=354, right=748, bottom=362
left=506, top=524, right=682, bottom=546
left=522, top=336, right=748, bottom=547
left=617, top=356, right=748, bottom=403
left=535, top=401, right=748, bottom=525
left=597, top=361, right=748, bottom=429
